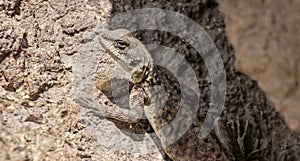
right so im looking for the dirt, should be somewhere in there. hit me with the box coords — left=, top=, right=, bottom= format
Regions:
left=0, top=0, right=299, bottom=160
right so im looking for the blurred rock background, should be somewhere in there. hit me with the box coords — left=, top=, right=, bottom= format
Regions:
left=219, top=0, right=300, bottom=132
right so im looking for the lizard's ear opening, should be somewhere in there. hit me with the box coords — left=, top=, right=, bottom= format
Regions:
left=132, top=69, right=145, bottom=83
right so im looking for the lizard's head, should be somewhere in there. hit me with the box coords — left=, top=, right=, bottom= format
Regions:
left=99, top=29, right=153, bottom=83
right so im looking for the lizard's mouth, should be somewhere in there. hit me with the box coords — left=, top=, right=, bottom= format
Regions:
left=110, top=54, right=132, bottom=74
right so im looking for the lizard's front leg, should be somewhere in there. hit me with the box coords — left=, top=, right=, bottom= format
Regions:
left=102, top=86, right=145, bottom=123
left=75, top=85, right=145, bottom=123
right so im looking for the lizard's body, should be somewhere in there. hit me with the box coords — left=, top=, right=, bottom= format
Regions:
left=78, top=29, right=247, bottom=160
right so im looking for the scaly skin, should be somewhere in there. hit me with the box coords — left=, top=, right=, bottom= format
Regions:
left=94, top=29, right=237, bottom=161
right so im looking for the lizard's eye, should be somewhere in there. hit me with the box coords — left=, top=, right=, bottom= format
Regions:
left=114, top=40, right=129, bottom=50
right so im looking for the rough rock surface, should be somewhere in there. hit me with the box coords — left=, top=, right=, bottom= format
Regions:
left=0, top=0, right=126, bottom=160
left=0, top=0, right=299, bottom=161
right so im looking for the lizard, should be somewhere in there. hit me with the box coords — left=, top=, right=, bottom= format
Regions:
left=76, top=28, right=248, bottom=161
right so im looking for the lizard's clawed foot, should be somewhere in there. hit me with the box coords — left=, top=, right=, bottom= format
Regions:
left=236, top=116, right=248, bottom=154
left=228, top=116, right=249, bottom=158
left=230, top=116, right=266, bottom=159
left=85, top=110, right=105, bottom=125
